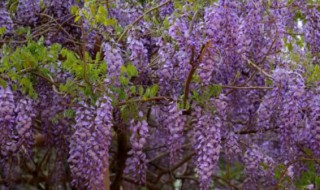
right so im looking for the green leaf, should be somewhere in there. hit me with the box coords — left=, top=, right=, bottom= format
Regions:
left=138, top=85, right=144, bottom=96
left=70, top=5, right=79, bottom=15
left=59, top=80, right=77, bottom=95
left=120, top=65, right=127, bottom=74
left=63, top=109, right=75, bottom=118
left=115, top=25, right=123, bottom=35
left=75, top=15, right=82, bottom=23
left=97, top=5, right=107, bottom=16
left=163, top=16, right=170, bottom=29
left=19, top=78, right=36, bottom=98
left=192, top=90, right=199, bottom=100
left=0, top=27, right=6, bottom=35
left=208, top=84, right=222, bottom=98
left=266, top=79, right=273, bottom=86
left=0, top=78, right=7, bottom=88
left=130, top=86, right=136, bottom=94
left=150, top=84, right=158, bottom=97
left=287, top=0, right=294, bottom=5
left=287, top=42, right=293, bottom=51
left=274, top=164, right=285, bottom=180
left=104, top=18, right=117, bottom=27
left=120, top=76, right=129, bottom=86
left=118, top=88, right=127, bottom=100
left=126, top=63, right=138, bottom=78
left=144, top=87, right=151, bottom=99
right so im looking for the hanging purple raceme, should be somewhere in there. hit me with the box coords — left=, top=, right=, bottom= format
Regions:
left=127, top=34, right=149, bottom=75
left=304, top=5, right=320, bottom=62
left=0, top=87, right=16, bottom=157
left=0, top=4, right=14, bottom=36
left=93, top=95, right=113, bottom=169
left=125, top=111, right=149, bottom=185
left=16, top=0, right=40, bottom=26
left=193, top=106, right=221, bottom=190
left=204, top=1, right=243, bottom=83
left=308, top=91, right=320, bottom=157
left=243, top=145, right=276, bottom=189
left=164, top=102, right=186, bottom=165
left=236, top=0, right=265, bottom=61
left=68, top=103, right=95, bottom=189
left=157, top=39, right=178, bottom=95
left=68, top=96, right=113, bottom=189
left=14, top=97, right=36, bottom=156
left=204, top=1, right=239, bottom=50
left=275, top=69, right=305, bottom=156
left=103, top=42, right=124, bottom=80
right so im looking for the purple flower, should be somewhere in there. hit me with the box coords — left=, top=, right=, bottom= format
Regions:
left=0, top=87, right=15, bottom=157
left=164, top=102, right=186, bottom=165
left=16, top=0, right=40, bottom=26
left=103, top=42, right=124, bottom=81
left=0, top=5, right=14, bottom=35
left=69, top=95, right=113, bottom=189
left=193, top=106, right=221, bottom=190
left=125, top=111, right=149, bottom=185
left=14, top=98, right=36, bottom=155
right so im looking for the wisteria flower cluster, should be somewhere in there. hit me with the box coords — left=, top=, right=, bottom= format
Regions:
left=0, top=0, right=319, bottom=189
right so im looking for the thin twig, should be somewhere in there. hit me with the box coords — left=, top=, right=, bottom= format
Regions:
left=154, top=153, right=195, bottom=183
left=247, top=59, right=273, bottom=79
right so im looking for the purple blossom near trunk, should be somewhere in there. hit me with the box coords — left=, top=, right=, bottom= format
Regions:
left=125, top=111, right=149, bottom=185
left=0, top=87, right=18, bottom=187
left=164, top=102, right=186, bottom=166
left=14, top=97, right=36, bottom=156
left=68, top=95, right=113, bottom=189
left=193, top=106, right=221, bottom=190
left=0, top=87, right=15, bottom=157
